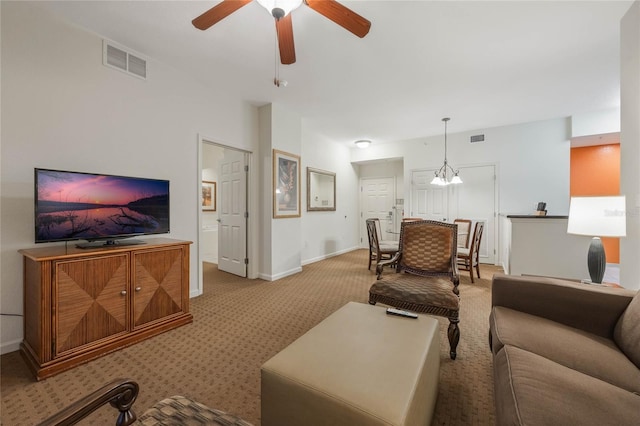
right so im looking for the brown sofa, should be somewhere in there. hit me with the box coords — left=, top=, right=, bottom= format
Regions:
left=489, top=274, right=640, bottom=425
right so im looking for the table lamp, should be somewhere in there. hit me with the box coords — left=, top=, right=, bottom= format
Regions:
left=567, top=196, right=626, bottom=284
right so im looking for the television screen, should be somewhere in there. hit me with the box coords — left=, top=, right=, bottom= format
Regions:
left=35, top=168, right=170, bottom=244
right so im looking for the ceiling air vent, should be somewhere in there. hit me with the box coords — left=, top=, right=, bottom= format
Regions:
left=470, top=134, right=485, bottom=143
left=103, top=40, right=147, bottom=80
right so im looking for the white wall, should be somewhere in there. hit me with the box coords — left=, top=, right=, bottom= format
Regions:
left=270, top=104, right=303, bottom=279
left=258, top=105, right=273, bottom=278
left=258, top=103, right=309, bottom=280
left=351, top=118, right=572, bottom=266
left=301, top=129, right=360, bottom=264
left=620, top=1, right=640, bottom=290
left=571, top=108, right=620, bottom=137
left=0, top=2, right=257, bottom=353
left=352, top=118, right=571, bottom=215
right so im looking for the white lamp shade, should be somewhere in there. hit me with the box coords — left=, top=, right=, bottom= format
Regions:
left=355, top=140, right=371, bottom=149
left=567, top=196, right=626, bottom=237
left=450, top=174, right=463, bottom=184
left=430, top=175, right=445, bottom=186
left=256, top=0, right=303, bottom=16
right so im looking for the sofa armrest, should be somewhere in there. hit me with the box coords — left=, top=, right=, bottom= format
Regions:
left=37, top=379, right=138, bottom=426
left=491, top=274, right=636, bottom=338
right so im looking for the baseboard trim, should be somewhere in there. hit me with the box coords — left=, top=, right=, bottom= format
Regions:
left=259, top=266, right=303, bottom=282
left=257, top=247, right=362, bottom=281
left=302, top=246, right=360, bottom=266
left=1, top=339, right=22, bottom=355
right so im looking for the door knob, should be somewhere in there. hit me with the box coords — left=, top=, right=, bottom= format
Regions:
left=120, top=290, right=127, bottom=296
left=135, top=287, right=141, bottom=292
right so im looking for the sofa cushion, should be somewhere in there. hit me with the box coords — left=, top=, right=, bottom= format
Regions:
left=491, top=306, right=640, bottom=393
left=494, top=345, right=640, bottom=426
left=491, top=274, right=634, bottom=338
left=614, top=292, right=640, bottom=369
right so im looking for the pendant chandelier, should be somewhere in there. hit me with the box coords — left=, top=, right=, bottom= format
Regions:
left=431, top=117, right=463, bottom=186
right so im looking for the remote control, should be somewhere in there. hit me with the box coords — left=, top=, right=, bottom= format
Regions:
left=386, top=308, right=418, bottom=319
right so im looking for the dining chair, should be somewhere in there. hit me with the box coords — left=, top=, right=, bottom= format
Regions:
left=365, top=218, right=399, bottom=270
left=457, top=221, right=484, bottom=283
left=369, top=220, right=461, bottom=359
left=453, top=219, right=472, bottom=249
left=373, top=218, right=396, bottom=246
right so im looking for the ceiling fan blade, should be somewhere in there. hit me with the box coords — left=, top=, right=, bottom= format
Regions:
left=192, top=0, right=252, bottom=30
left=305, top=0, right=371, bottom=38
left=276, top=15, right=296, bottom=65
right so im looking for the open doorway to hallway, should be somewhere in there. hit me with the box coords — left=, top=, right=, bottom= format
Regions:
left=198, top=138, right=250, bottom=295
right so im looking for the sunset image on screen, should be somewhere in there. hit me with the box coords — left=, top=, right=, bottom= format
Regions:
left=35, top=169, right=169, bottom=242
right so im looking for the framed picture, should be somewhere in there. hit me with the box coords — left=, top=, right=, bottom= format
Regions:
left=273, top=149, right=301, bottom=218
left=202, top=181, right=216, bottom=211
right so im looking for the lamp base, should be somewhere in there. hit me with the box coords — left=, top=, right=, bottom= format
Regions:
left=587, top=237, right=606, bottom=284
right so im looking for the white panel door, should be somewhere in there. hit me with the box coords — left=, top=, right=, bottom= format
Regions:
left=449, top=164, right=497, bottom=264
left=360, top=177, right=396, bottom=246
left=217, top=150, right=247, bottom=276
left=410, top=170, right=448, bottom=221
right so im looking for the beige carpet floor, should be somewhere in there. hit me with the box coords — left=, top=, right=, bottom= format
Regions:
left=1, top=249, right=499, bottom=425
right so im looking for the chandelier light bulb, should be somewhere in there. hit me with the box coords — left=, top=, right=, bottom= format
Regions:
left=431, top=117, right=462, bottom=186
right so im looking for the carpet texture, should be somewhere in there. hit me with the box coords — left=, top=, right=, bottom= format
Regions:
left=1, top=249, right=498, bottom=425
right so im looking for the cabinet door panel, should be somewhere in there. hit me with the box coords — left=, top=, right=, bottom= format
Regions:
left=55, top=255, right=128, bottom=355
left=133, top=247, right=184, bottom=328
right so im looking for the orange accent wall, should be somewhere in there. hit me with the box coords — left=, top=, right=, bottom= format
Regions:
left=570, top=143, right=620, bottom=263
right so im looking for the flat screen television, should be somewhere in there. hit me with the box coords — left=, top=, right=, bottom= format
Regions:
left=35, top=168, right=170, bottom=248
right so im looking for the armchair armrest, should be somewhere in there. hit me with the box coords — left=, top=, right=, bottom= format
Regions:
left=375, top=251, right=401, bottom=278
left=491, top=274, right=636, bottom=338
left=37, top=378, right=139, bottom=426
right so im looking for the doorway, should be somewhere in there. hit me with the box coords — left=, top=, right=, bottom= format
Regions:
left=360, top=177, right=397, bottom=247
left=198, top=137, right=250, bottom=295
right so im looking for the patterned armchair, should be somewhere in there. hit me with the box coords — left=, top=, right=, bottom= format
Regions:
left=37, top=378, right=252, bottom=426
left=369, top=220, right=461, bottom=359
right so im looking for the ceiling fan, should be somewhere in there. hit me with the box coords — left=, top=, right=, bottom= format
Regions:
left=192, top=0, right=371, bottom=65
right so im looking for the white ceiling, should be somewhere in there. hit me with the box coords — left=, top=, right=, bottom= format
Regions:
left=37, top=0, right=632, bottom=147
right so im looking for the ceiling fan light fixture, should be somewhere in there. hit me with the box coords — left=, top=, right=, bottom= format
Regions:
left=355, top=139, right=371, bottom=149
left=257, top=0, right=303, bottom=18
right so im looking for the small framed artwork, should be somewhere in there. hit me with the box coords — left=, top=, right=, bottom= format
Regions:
left=273, top=149, right=301, bottom=218
left=202, top=181, right=216, bottom=211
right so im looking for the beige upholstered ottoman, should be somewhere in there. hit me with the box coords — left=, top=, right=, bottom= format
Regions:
left=261, top=301, right=440, bottom=426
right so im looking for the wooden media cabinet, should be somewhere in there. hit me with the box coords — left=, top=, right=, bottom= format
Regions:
left=19, top=238, right=193, bottom=380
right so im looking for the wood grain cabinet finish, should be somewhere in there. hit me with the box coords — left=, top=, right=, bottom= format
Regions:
left=19, top=238, right=193, bottom=380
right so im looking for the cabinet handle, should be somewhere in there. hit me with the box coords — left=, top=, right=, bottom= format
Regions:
left=135, top=287, right=141, bottom=292
left=120, top=290, right=127, bottom=296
